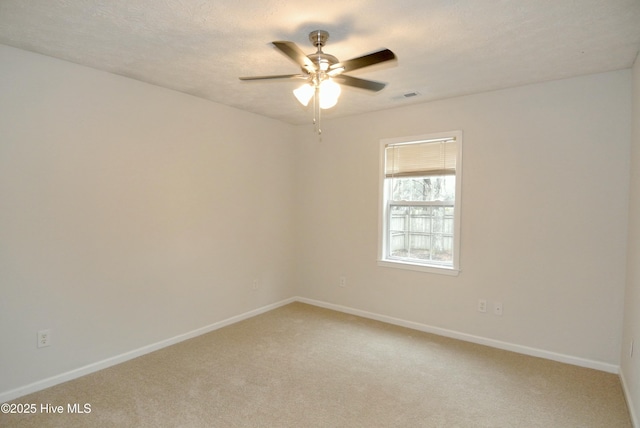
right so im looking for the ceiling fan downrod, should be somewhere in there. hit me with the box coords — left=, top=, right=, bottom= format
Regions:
left=305, top=33, right=339, bottom=80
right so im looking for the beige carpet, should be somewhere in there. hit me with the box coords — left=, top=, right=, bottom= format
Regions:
left=1, top=302, right=632, bottom=427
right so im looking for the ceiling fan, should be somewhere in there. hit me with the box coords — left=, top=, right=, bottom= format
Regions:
left=239, top=30, right=396, bottom=133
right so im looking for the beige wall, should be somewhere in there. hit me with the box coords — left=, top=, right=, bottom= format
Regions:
left=294, top=70, right=631, bottom=367
left=622, top=52, right=640, bottom=426
left=0, top=45, right=297, bottom=395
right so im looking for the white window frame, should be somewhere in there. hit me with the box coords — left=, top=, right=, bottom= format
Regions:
left=377, top=131, right=462, bottom=275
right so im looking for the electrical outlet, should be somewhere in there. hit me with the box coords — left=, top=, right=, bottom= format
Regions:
left=339, top=276, right=347, bottom=287
left=252, top=279, right=259, bottom=291
left=37, top=329, right=51, bottom=348
left=477, top=299, right=487, bottom=313
left=494, top=302, right=503, bottom=316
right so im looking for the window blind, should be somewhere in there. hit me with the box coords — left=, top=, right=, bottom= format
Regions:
left=385, top=139, right=457, bottom=178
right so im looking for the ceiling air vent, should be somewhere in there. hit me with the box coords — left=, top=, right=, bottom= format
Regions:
left=391, top=91, right=422, bottom=101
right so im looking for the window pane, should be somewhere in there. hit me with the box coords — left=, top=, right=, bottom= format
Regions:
left=388, top=204, right=454, bottom=265
left=390, top=176, right=455, bottom=202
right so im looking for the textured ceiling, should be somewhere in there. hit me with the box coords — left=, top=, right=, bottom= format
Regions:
left=1, top=0, right=639, bottom=125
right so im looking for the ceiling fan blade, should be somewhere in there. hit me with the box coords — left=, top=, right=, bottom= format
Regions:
left=239, top=74, right=307, bottom=81
left=272, top=41, right=315, bottom=72
left=330, top=48, right=396, bottom=74
left=334, top=75, right=387, bottom=92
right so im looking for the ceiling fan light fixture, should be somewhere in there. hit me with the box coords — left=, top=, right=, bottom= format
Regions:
left=293, top=83, right=315, bottom=106
left=294, top=78, right=341, bottom=109
left=318, top=78, right=341, bottom=109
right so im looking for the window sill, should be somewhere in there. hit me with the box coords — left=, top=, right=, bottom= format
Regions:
left=377, top=259, right=461, bottom=276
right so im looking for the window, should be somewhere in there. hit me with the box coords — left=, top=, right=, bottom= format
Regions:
left=378, top=131, right=462, bottom=275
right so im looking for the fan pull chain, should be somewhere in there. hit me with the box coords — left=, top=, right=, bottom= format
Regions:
left=318, top=97, right=322, bottom=136
left=313, top=85, right=322, bottom=138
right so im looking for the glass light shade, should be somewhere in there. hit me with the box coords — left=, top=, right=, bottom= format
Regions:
left=319, top=79, right=341, bottom=109
left=293, top=84, right=314, bottom=106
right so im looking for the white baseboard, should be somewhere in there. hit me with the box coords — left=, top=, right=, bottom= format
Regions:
left=0, top=297, right=296, bottom=403
left=620, top=366, right=639, bottom=428
left=1, top=295, right=622, bottom=404
left=296, top=297, right=621, bottom=374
